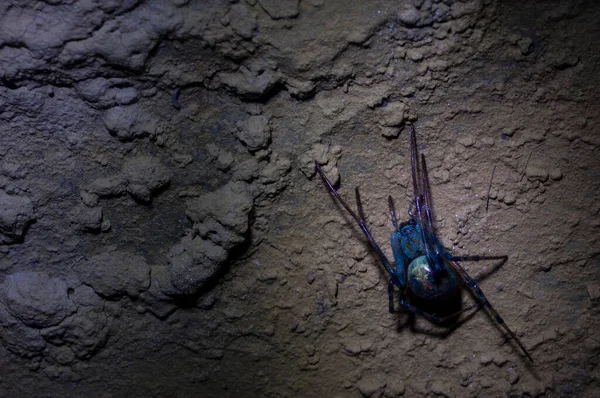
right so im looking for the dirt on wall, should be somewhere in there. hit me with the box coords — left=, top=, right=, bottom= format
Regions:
left=0, top=0, right=599, bottom=397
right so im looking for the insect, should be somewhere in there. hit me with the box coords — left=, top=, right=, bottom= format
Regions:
left=315, top=124, right=533, bottom=362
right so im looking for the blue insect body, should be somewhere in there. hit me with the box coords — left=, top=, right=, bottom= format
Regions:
left=390, top=219, right=458, bottom=304
left=315, top=124, right=533, bottom=362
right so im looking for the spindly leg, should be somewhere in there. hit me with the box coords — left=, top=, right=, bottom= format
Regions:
left=445, top=253, right=509, bottom=283
left=387, top=279, right=396, bottom=313
left=446, top=259, right=534, bottom=362
left=447, top=255, right=508, bottom=262
left=388, top=196, right=399, bottom=230
left=315, top=162, right=398, bottom=284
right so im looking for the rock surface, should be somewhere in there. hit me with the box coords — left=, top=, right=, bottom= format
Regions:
left=0, top=272, right=76, bottom=328
left=0, top=191, right=35, bottom=243
left=77, top=251, right=150, bottom=298
left=0, top=0, right=598, bottom=397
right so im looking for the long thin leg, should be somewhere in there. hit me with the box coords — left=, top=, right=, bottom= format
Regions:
left=420, top=154, right=435, bottom=235
left=409, top=125, right=435, bottom=267
left=388, top=279, right=396, bottom=313
left=446, top=259, right=534, bottom=362
left=407, top=201, right=417, bottom=218
left=420, top=154, right=446, bottom=271
left=447, top=255, right=508, bottom=262
left=388, top=196, right=399, bottom=230
left=355, top=187, right=368, bottom=223
left=409, top=123, right=421, bottom=198
left=315, top=162, right=397, bottom=282
left=446, top=254, right=508, bottom=284
left=415, top=148, right=446, bottom=277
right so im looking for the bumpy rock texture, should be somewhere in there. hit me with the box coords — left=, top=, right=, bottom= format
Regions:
left=0, top=0, right=599, bottom=397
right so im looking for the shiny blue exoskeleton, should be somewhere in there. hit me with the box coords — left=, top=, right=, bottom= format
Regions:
left=315, top=124, right=533, bottom=362
left=389, top=218, right=458, bottom=304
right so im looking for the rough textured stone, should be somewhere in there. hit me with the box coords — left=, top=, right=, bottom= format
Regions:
left=258, top=0, right=299, bottom=19
left=0, top=272, right=76, bottom=328
left=122, top=155, right=171, bottom=203
left=235, top=115, right=271, bottom=152
left=103, top=105, right=155, bottom=141
left=186, top=182, right=254, bottom=251
left=299, top=143, right=342, bottom=184
left=115, top=87, right=140, bottom=105
left=41, top=308, right=108, bottom=360
left=379, top=101, right=408, bottom=127
left=75, top=78, right=115, bottom=108
left=78, top=251, right=150, bottom=298
left=0, top=0, right=597, bottom=396
left=70, top=204, right=103, bottom=232
left=229, top=3, right=257, bottom=39
left=219, top=66, right=281, bottom=99
left=357, top=374, right=386, bottom=397
left=164, top=182, right=253, bottom=296
left=167, top=235, right=227, bottom=295
left=0, top=304, right=47, bottom=357
left=526, top=164, right=549, bottom=182
left=58, top=1, right=182, bottom=70
left=398, top=4, right=420, bottom=26
left=0, top=191, right=35, bottom=244
left=87, top=175, right=128, bottom=197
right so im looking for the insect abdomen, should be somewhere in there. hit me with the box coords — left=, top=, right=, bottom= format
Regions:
left=408, top=256, right=457, bottom=302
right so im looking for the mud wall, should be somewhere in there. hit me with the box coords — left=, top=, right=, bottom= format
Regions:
left=0, top=0, right=598, bottom=397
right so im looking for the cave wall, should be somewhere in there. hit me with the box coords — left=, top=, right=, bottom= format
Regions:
left=0, top=0, right=599, bottom=397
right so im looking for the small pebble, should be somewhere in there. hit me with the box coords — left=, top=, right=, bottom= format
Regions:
left=504, top=193, right=516, bottom=205
left=357, top=374, right=385, bottom=397
left=428, top=380, right=449, bottom=396
left=458, top=135, right=475, bottom=147
left=115, top=87, right=139, bottom=105
left=507, top=368, right=520, bottom=385
left=480, top=354, right=493, bottom=365
left=518, top=37, right=534, bottom=55
left=100, top=220, right=111, bottom=232
left=398, top=5, right=420, bottom=26
left=406, top=49, right=424, bottom=62
left=385, top=380, right=405, bottom=396
left=480, top=376, right=494, bottom=388
left=306, top=271, right=315, bottom=285
left=525, top=165, right=549, bottom=182
left=493, top=355, right=508, bottom=366
left=549, top=168, right=562, bottom=180
left=587, top=284, right=600, bottom=302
